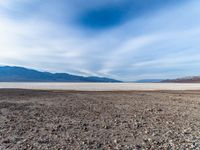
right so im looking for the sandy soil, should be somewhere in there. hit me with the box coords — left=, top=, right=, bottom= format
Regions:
left=0, top=89, right=200, bottom=150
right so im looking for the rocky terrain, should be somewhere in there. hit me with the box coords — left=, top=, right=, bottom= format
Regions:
left=0, top=89, right=200, bottom=149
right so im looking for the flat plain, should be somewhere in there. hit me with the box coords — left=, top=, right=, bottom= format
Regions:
left=1, top=82, right=200, bottom=91
left=0, top=89, right=200, bottom=149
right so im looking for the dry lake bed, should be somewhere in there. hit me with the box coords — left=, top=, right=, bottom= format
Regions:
left=0, top=83, right=200, bottom=149
left=1, top=82, right=200, bottom=91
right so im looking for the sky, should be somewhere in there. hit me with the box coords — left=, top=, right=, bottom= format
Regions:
left=0, top=0, right=200, bottom=81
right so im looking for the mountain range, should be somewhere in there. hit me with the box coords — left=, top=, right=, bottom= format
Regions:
left=0, top=66, right=121, bottom=82
left=162, top=76, right=200, bottom=83
left=1, top=66, right=200, bottom=83
left=135, top=79, right=163, bottom=83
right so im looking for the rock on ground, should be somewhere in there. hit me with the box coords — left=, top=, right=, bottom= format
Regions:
left=0, top=89, right=200, bottom=149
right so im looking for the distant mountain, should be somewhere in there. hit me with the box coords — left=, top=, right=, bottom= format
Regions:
left=0, top=66, right=121, bottom=82
left=135, top=79, right=163, bottom=83
left=162, top=76, right=200, bottom=83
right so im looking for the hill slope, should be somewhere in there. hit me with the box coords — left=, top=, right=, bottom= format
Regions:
left=0, top=66, right=121, bottom=82
left=135, top=79, right=163, bottom=83
left=162, top=76, right=200, bottom=83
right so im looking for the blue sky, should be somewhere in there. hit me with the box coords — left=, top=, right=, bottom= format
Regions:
left=0, top=0, right=200, bottom=81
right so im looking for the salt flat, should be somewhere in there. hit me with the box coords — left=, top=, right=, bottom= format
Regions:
left=1, top=82, right=200, bottom=91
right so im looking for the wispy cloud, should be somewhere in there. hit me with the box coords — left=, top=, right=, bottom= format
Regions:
left=0, top=0, right=200, bottom=81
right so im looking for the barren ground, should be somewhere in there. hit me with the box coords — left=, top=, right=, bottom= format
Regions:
left=0, top=89, right=200, bottom=149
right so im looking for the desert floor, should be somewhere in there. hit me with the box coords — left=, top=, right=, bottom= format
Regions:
left=2, top=83, right=200, bottom=91
left=0, top=89, right=200, bottom=149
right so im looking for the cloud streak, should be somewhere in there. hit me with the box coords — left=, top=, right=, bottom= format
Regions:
left=0, top=0, right=200, bottom=81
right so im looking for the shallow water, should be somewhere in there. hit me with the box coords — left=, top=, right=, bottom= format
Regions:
left=0, top=82, right=200, bottom=91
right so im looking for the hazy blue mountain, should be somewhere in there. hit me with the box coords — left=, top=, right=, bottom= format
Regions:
left=0, top=66, right=121, bottom=82
left=135, top=79, right=163, bottom=83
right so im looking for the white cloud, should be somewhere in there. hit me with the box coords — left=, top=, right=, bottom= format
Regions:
left=0, top=0, right=200, bottom=81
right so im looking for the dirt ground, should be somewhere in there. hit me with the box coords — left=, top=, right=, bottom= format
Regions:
left=0, top=89, right=200, bottom=150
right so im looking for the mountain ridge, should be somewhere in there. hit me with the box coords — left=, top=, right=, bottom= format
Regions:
left=135, top=79, right=163, bottom=83
left=0, top=66, right=121, bottom=82
left=161, top=76, right=200, bottom=83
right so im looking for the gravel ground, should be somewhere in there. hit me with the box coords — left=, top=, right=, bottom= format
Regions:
left=0, top=89, right=200, bottom=150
